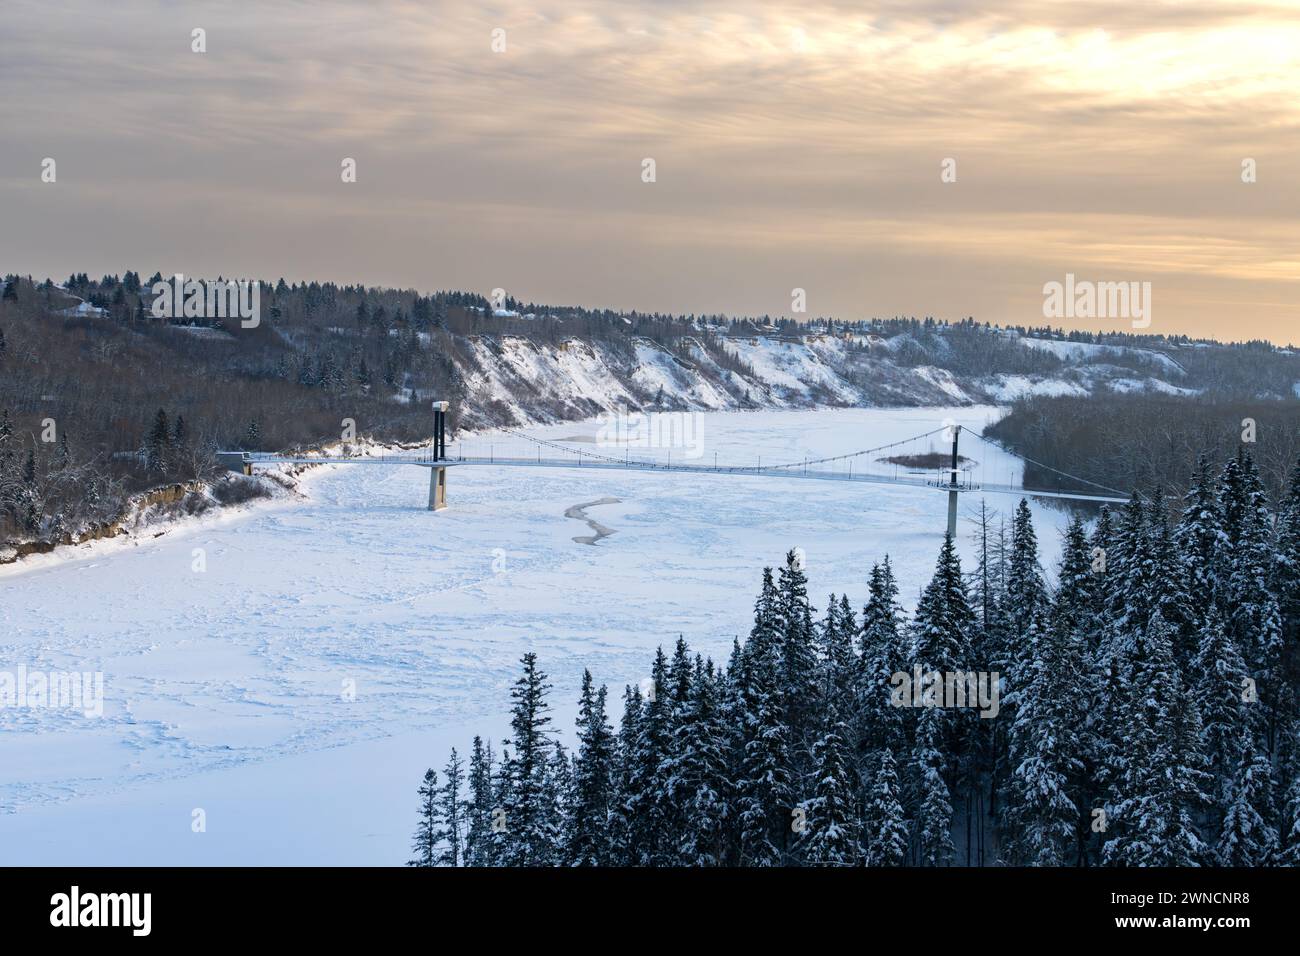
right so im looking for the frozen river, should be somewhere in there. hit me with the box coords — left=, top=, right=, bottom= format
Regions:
left=0, top=406, right=1071, bottom=864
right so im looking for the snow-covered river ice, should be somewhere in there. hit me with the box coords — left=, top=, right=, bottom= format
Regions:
left=1, top=406, right=1072, bottom=864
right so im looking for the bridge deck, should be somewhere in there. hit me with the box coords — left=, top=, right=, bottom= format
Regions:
left=228, top=453, right=1129, bottom=504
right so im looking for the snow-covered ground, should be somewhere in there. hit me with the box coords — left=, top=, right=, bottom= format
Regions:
left=0, top=406, right=1073, bottom=865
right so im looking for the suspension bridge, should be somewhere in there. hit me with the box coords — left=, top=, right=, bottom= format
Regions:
left=219, top=403, right=1129, bottom=537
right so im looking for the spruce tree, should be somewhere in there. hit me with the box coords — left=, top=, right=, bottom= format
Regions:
left=1144, top=491, right=1198, bottom=664
left=625, top=647, right=672, bottom=864
left=407, top=768, right=441, bottom=867
left=1276, top=456, right=1300, bottom=729
left=861, top=747, right=908, bottom=866
left=911, top=535, right=976, bottom=676
left=438, top=749, right=465, bottom=866
left=541, top=739, right=571, bottom=856
left=1278, top=757, right=1300, bottom=866
left=147, top=408, right=170, bottom=472
left=567, top=670, right=615, bottom=866
left=463, top=736, right=495, bottom=866
left=1087, top=504, right=1115, bottom=639
left=1219, top=451, right=1284, bottom=748
left=500, top=653, right=557, bottom=865
left=910, top=534, right=976, bottom=774
left=800, top=713, right=858, bottom=866
left=1217, top=729, right=1278, bottom=866
left=735, top=568, right=793, bottom=865
left=490, top=745, right=515, bottom=864
left=817, top=594, right=857, bottom=720
left=676, top=656, right=730, bottom=866
left=776, top=549, right=819, bottom=767
left=856, top=559, right=907, bottom=765
left=1103, top=613, right=1209, bottom=866
left=1192, top=606, right=1247, bottom=807
left=1103, top=495, right=1149, bottom=658
left=1002, top=614, right=1085, bottom=866
left=913, top=704, right=955, bottom=867
left=1174, top=455, right=1224, bottom=622
left=1002, top=499, right=1050, bottom=681
left=609, top=684, right=643, bottom=864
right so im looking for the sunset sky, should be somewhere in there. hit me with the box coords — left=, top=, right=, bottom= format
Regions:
left=2, top=0, right=1298, bottom=342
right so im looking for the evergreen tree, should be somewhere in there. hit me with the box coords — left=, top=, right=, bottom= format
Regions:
left=1087, top=504, right=1115, bottom=636
left=910, top=534, right=976, bottom=770
left=147, top=408, right=170, bottom=472
left=856, top=559, right=907, bottom=765
left=1104, top=614, right=1209, bottom=866
left=800, top=708, right=858, bottom=866
left=438, top=749, right=465, bottom=866
left=407, top=768, right=441, bottom=867
left=775, top=549, right=819, bottom=767
left=1175, top=455, right=1225, bottom=622
left=624, top=648, right=672, bottom=864
left=1144, top=491, right=1198, bottom=663
left=1276, top=457, right=1300, bottom=729
left=609, top=684, right=643, bottom=864
left=911, top=535, right=976, bottom=676
left=463, top=736, right=495, bottom=866
left=913, top=704, right=955, bottom=867
left=998, top=499, right=1050, bottom=702
left=1103, top=495, right=1150, bottom=658
left=735, top=568, right=794, bottom=865
left=817, top=594, right=857, bottom=719
left=490, top=745, right=515, bottom=864
left=567, top=670, right=615, bottom=866
left=500, top=653, right=557, bottom=865
left=541, top=739, right=571, bottom=855
left=1216, top=729, right=1278, bottom=866
left=861, top=747, right=908, bottom=866
left=1218, top=451, right=1284, bottom=748
left=1192, top=606, right=1247, bottom=807
left=1279, top=756, right=1300, bottom=866
left=674, top=656, right=730, bottom=866
left=1002, top=614, right=1085, bottom=866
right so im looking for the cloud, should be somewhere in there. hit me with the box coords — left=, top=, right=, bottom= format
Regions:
left=2, top=0, right=1297, bottom=340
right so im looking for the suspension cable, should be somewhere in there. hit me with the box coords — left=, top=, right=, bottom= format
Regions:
left=496, top=425, right=952, bottom=472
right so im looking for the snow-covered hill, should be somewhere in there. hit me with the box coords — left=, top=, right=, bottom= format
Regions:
left=455, top=330, right=1199, bottom=428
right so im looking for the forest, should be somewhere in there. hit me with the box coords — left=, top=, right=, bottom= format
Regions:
left=986, top=393, right=1300, bottom=503
left=406, top=449, right=1300, bottom=866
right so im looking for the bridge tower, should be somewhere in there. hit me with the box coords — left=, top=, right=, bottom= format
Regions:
left=429, top=401, right=449, bottom=511
left=946, top=424, right=961, bottom=539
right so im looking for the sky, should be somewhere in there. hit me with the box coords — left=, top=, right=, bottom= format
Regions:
left=2, top=0, right=1298, bottom=342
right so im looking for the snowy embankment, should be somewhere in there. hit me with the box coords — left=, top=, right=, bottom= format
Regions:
left=0, top=406, right=1075, bottom=865
left=0, top=438, right=410, bottom=574
left=457, top=332, right=1195, bottom=429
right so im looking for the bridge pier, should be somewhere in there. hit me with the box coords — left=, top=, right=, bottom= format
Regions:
left=945, top=424, right=961, bottom=539
left=428, top=466, right=447, bottom=511
left=428, top=400, right=449, bottom=511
